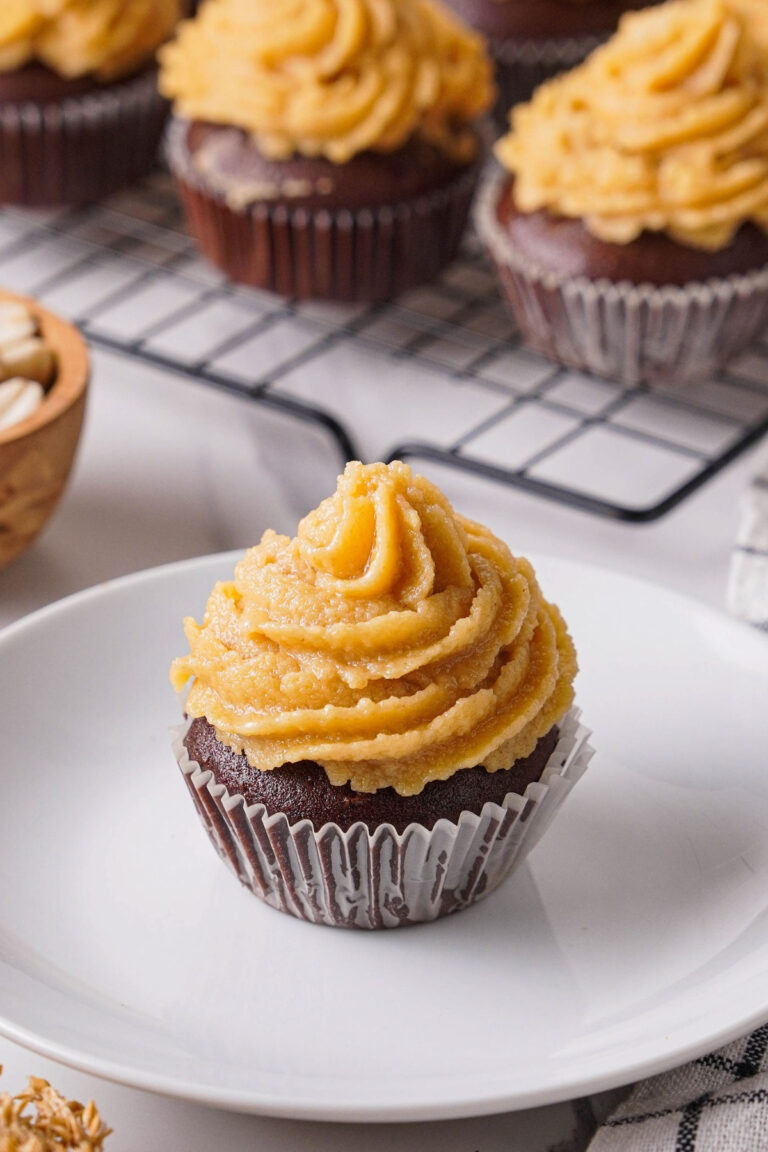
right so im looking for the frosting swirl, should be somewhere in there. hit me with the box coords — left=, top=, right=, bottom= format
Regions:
left=159, top=0, right=493, bottom=164
left=170, top=461, right=577, bottom=796
left=729, top=0, right=768, bottom=52
left=496, top=0, right=768, bottom=250
left=0, top=0, right=182, bottom=81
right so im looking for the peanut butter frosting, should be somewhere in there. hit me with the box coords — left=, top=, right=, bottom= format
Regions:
left=496, top=0, right=768, bottom=250
left=171, top=462, right=577, bottom=797
left=0, top=0, right=182, bottom=81
left=159, top=0, right=494, bottom=164
left=729, top=0, right=768, bottom=53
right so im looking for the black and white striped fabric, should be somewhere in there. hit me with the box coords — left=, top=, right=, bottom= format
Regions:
left=553, top=454, right=768, bottom=1152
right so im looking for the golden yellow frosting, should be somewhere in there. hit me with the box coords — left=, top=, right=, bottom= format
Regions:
left=171, top=462, right=577, bottom=797
left=159, top=0, right=494, bottom=164
left=496, top=0, right=768, bottom=250
left=0, top=0, right=182, bottom=81
left=729, top=0, right=768, bottom=52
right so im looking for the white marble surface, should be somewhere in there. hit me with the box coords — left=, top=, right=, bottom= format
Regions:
left=0, top=343, right=765, bottom=1149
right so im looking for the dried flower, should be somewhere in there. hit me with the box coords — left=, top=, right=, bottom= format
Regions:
left=0, top=1067, right=111, bottom=1151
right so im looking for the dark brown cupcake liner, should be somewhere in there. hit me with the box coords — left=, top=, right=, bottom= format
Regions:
left=476, top=171, right=768, bottom=387
left=491, top=34, right=602, bottom=124
left=172, top=707, right=593, bottom=930
left=0, top=68, right=169, bottom=207
left=165, top=117, right=483, bottom=303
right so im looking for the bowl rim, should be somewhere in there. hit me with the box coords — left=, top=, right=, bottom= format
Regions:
left=0, top=288, right=89, bottom=447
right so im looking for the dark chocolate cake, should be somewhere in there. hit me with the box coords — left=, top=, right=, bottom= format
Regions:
left=444, top=0, right=661, bottom=40
left=187, top=120, right=478, bottom=212
left=495, top=178, right=768, bottom=286
left=185, top=716, right=559, bottom=834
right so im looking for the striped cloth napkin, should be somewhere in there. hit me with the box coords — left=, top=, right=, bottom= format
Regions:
left=555, top=454, right=768, bottom=1152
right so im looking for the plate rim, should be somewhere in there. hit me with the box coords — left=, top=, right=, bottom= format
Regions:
left=1, top=551, right=767, bottom=1121
left=3, top=999, right=768, bottom=1122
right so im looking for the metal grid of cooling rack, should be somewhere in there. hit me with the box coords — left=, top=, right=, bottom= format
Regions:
left=2, top=171, right=768, bottom=522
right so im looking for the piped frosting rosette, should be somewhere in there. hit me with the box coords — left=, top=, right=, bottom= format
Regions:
left=171, top=461, right=577, bottom=797
left=159, top=0, right=493, bottom=163
left=496, top=0, right=768, bottom=250
left=0, top=0, right=182, bottom=80
left=171, top=462, right=590, bottom=927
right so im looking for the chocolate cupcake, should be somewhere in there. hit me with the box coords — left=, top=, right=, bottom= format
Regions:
left=443, top=0, right=661, bottom=116
left=477, top=0, right=768, bottom=387
left=0, top=1, right=183, bottom=207
left=159, top=0, right=494, bottom=302
left=170, top=461, right=592, bottom=929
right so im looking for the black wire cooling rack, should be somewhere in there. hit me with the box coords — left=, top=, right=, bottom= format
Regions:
left=2, top=171, right=767, bottom=523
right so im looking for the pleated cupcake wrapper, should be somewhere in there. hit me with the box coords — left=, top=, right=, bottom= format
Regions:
left=171, top=707, right=592, bottom=930
left=0, top=69, right=168, bottom=207
left=165, top=117, right=482, bottom=303
left=491, top=34, right=602, bottom=122
left=476, top=171, right=768, bottom=387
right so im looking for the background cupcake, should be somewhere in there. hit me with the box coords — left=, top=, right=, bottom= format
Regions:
left=159, top=0, right=494, bottom=302
left=442, top=0, right=662, bottom=117
left=477, top=0, right=768, bottom=386
left=170, top=461, right=591, bottom=930
left=0, top=0, right=182, bottom=206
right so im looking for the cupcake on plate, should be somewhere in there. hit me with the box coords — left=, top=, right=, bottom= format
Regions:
left=0, top=0, right=183, bottom=206
left=443, top=0, right=662, bottom=115
left=159, top=0, right=494, bottom=302
left=170, top=461, right=592, bottom=930
left=476, top=0, right=768, bottom=386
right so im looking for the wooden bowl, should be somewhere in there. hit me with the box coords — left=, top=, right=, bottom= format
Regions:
left=0, top=290, right=89, bottom=570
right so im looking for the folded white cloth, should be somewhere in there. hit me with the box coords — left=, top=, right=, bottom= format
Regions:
left=553, top=454, right=768, bottom=1152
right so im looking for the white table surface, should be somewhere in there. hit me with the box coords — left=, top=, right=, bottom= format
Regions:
left=0, top=343, right=764, bottom=1149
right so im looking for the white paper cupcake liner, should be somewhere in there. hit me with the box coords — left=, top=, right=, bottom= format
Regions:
left=171, top=707, right=592, bottom=930
left=476, top=170, right=768, bottom=387
left=0, top=68, right=168, bottom=206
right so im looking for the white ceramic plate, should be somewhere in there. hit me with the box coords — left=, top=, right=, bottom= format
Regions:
left=1, top=554, right=768, bottom=1121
